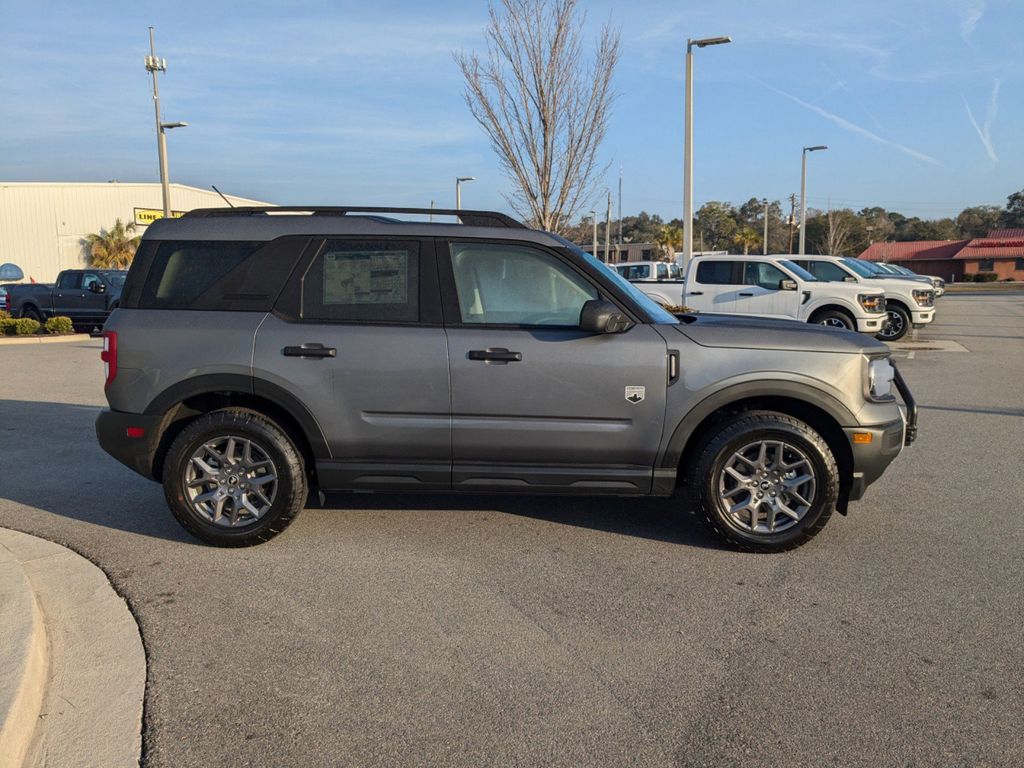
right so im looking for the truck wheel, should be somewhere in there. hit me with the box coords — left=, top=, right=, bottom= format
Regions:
left=685, top=411, right=838, bottom=552
left=811, top=310, right=853, bottom=330
left=162, top=408, right=307, bottom=547
left=22, top=305, right=42, bottom=322
left=876, top=306, right=910, bottom=341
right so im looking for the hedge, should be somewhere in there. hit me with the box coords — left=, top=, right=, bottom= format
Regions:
left=45, top=316, right=74, bottom=335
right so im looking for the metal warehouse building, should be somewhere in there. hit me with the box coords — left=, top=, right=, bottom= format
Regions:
left=0, top=182, right=271, bottom=282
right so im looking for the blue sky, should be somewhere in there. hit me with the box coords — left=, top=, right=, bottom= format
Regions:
left=1, top=0, right=1021, bottom=220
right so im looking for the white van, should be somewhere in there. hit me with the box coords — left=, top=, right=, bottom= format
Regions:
left=791, top=256, right=936, bottom=341
left=683, top=255, right=887, bottom=334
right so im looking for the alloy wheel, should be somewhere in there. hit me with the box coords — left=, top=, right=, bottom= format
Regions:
left=717, top=439, right=817, bottom=535
left=184, top=435, right=278, bottom=527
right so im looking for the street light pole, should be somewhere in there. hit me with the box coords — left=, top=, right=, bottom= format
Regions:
left=763, top=198, right=770, bottom=255
left=145, top=28, right=171, bottom=217
left=455, top=176, right=475, bottom=209
left=683, top=35, right=731, bottom=272
left=798, top=145, right=827, bottom=255
left=590, top=210, right=598, bottom=259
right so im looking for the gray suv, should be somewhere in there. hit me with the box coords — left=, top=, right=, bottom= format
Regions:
left=96, top=207, right=917, bottom=551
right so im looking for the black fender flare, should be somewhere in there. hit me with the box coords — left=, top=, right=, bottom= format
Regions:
left=659, top=379, right=857, bottom=469
left=143, top=373, right=330, bottom=458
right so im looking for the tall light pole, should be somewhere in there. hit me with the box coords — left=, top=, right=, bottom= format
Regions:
left=762, top=198, right=770, bottom=255
left=798, top=145, right=827, bottom=255
left=683, top=35, right=731, bottom=271
left=455, top=176, right=475, bottom=209
left=617, top=166, right=623, bottom=245
left=590, top=210, right=598, bottom=259
left=145, top=27, right=186, bottom=218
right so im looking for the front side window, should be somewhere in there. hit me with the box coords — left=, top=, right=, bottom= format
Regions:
left=302, top=240, right=419, bottom=323
left=82, top=273, right=102, bottom=291
left=743, top=262, right=788, bottom=290
left=695, top=260, right=740, bottom=285
left=449, top=243, right=598, bottom=326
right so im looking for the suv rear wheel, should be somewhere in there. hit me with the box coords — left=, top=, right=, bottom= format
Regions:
left=685, top=411, right=838, bottom=552
left=163, top=408, right=307, bottom=546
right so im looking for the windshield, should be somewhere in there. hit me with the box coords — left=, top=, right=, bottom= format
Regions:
left=777, top=260, right=818, bottom=282
left=553, top=238, right=679, bottom=324
left=841, top=258, right=879, bottom=277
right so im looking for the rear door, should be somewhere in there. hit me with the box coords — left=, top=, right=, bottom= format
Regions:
left=686, top=259, right=742, bottom=313
left=53, top=271, right=82, bottom=317
left=254, top=237, right=451, bottom=490
left=439, top=239, right=668, bottom=493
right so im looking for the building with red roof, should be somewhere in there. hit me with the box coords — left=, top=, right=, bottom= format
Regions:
left=859, top=230, right=1024, bottom=281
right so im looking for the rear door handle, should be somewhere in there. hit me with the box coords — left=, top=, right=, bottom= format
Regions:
left=739, top=292, right=754, bottom=296
left=687, top=291, right=703, bottom=296
left=468, top=348, right=522, bottom=363
left=283, top=343, right=336, bottom=359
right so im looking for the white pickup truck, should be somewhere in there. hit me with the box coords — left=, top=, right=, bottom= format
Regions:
left=682, top=255, right=888, bottom=334
left=791, top=256, right=936, bottom=341
left=613, top=261, right=687, bottom=307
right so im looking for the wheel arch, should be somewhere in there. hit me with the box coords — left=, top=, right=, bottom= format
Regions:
left=808, top=304, right=856, bottom=325
left=143, top=374, right=330, bottom=483
left=661, top=383, right=856, bottom=512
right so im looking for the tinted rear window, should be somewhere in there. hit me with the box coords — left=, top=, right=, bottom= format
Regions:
left=133, top=238, right=308, bottom=311
left=695, top=261, right=739, bottom=284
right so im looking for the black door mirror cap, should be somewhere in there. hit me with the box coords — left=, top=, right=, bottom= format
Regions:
left=89, top=282, right=106, bottom=293
left=579, top=299, right=634, bottom=334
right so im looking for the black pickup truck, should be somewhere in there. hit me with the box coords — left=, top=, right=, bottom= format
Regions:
left=6, top=270, right=127, bottom=327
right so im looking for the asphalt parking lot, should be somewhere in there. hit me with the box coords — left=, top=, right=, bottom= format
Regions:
left=1, top=293, right=1022, bottom=767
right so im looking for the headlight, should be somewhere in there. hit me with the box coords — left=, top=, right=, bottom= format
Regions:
left=858, top=293, right=886, bottom=313
left=913, top=289, right=934, bottom=306
left=866, top=356, right=896, bottom=401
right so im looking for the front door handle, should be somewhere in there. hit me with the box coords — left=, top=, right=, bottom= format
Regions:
left=283, top=343, right=336, bottom=359
left=468, top=348, right=522, bottom=363
left=739, top=292, right=754, bottom=296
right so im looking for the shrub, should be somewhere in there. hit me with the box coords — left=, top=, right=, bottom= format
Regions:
left=0, top=318, right=16, bottom=335
left=14, top=318, right=41, bottom=335
left=45, top=316, right=74, bottom=335
left=0, top=309, right=10, bottom=320
left=976, top=272, right=999, bottom=282
left=960, top=273, right=973, bottom=282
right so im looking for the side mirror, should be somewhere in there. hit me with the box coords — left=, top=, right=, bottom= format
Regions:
left=844, top=276, right=857, bottom=283
left=779, top=279, right=798, bottom=291
left=89, top=282, right=106, bottom=294
left=579, top=299, right=634, bottom=334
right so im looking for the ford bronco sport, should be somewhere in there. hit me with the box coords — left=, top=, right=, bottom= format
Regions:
left=96, top=207, right=917, bottom=551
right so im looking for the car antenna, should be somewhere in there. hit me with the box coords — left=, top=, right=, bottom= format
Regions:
left=211, top=185, right=235, bottom=208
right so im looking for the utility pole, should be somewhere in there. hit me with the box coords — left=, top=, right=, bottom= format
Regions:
left=617, top=166, right=623, bottom=245
left=590, top=210, right=598, bottom=259
left=145, top=27, right=171, bottom=217
left=787, top=193, right=798, bottom=254
left=604, top=191, right=612, bottom=264
left=763, top=198, right=770, bottom=255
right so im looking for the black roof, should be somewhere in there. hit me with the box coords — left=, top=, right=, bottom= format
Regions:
left=144, top=206, right=562, bottom=246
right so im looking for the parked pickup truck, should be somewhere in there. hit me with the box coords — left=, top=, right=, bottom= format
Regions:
left=613, top=261, right=687, bottom=307
left=6, top=270, right=127, bottom=327
left=683, top=255, right=888, bottom=334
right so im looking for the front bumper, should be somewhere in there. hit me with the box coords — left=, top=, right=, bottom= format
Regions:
left=911, top=308, right=935, bottom=325
left=845, top=365, right=917, bottom=502
left=855, top=314, right=886, bottom=333
left=95, top=409, right=163, bottom=481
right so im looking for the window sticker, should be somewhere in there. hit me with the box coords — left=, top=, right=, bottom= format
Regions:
left=322, top=251, right=408, bottom=305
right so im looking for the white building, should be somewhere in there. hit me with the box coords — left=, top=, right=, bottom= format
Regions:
left=0, top=182, right=272, bottom=282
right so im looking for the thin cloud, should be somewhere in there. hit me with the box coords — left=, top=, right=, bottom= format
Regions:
left=766, top=84, right=944, bottom=167
left=958, top=1, right=986, bottom=43
left=821, top=63, right=885, bottom=132
left=962, top=78, right=1000, bottom=162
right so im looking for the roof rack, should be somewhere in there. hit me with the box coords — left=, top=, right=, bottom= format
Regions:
left=182, top=206, right=527, bottom=229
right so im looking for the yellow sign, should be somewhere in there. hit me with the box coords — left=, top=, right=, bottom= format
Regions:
left=134, top=208, right=185, bottom=226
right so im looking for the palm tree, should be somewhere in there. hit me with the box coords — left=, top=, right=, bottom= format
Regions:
left=732, top=227, right=760, bottom=255
left=84, top=219, right=140, bottom=269
left=655, top=225, right=684, bottom=260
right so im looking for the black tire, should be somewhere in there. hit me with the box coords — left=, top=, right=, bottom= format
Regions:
left=876, top=305, right=910, bottom=341
left=22, top=305, right=42, bottom=322
left=685, top=411, right=839, bottom=553
left=811, top=309, right=854, bottom=331
left=162, top=408, right=307, bottom=547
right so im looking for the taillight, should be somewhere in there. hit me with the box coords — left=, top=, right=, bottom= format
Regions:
left=101, top=331, right=117, bottom=388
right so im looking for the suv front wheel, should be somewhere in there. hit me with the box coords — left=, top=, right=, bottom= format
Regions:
left=163, top=409, right=307, bottom=546
left=685, top=411, right=839, bottom=552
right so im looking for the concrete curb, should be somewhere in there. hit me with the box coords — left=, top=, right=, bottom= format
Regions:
left=0, top=529, right=145, bottom=767
left=0, top=542, right=47, bottom=768
left=0, top=334, right=92, bottom=346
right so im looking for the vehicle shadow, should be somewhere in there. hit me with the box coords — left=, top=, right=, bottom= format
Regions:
left=0, top=398, right=721, bottom=550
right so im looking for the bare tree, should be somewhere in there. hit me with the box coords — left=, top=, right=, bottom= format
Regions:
left=455, top=0, right=620, bottom=232
left=818, top=208, right=853, bottom=256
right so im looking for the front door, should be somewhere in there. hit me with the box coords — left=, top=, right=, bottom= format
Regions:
left=735, top=260, right=801, bottom=319
left=440, top=240, right=669, bottom=494
left=254, top=237, right=451, bottom=490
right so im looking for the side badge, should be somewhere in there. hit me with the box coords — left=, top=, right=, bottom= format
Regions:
left=625, top=386, right=645, bottom=404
